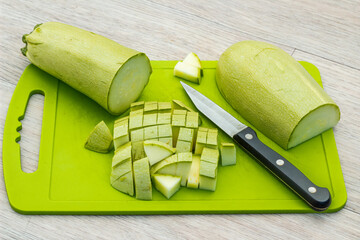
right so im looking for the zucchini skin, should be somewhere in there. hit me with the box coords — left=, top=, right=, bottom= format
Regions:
left=22, top=22, right=152, bottom=115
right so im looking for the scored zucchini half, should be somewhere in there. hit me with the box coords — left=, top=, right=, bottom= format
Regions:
left=22, top=22, right=152, bottom=115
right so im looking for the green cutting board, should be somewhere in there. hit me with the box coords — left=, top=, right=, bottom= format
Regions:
left=3, top=61, right=346, bottom=214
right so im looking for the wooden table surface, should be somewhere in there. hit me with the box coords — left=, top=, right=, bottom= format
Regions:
left=1, top=0, right=359, bottom=239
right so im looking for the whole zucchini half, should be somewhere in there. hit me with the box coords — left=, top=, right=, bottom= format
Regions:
left=22, top=22, right=152, bottom=115
left=216, top=41, right=340, bottom=149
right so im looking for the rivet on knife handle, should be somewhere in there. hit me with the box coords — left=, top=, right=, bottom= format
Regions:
left=233, top=127, right=331, bottom=211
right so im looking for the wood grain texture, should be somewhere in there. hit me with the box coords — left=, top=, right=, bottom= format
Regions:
left=1, top=0, right=359, bottom=239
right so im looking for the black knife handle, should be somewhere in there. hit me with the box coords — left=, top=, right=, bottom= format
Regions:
left=233, top=127, right=331, bottom=211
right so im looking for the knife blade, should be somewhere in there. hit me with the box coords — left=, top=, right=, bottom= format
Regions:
left=180, top=81, right=331, bottom=211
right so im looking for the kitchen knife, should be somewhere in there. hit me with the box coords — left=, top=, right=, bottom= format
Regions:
left=180, top=81, right=331, bottom=211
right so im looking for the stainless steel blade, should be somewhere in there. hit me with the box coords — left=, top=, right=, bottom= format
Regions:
left=180, top=81, right=247, bottom=137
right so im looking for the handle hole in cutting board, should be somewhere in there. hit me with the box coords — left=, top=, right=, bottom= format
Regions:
left=18, top=93, right=44, bottom=173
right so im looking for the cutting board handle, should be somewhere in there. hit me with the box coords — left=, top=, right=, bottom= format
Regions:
left=3, top=65, right=58, bottom=210
left=10, top=89, right=45, bottom=172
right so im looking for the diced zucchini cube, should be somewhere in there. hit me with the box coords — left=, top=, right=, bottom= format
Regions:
left=114, top=116, right=129, bottom=126
left=206, top=131, right=218, bottom=147
left=131, top=141, right=146, bottom=161
left=172, top=114, right=186, bottom=126
left=158, top=124, right=172, bottom=138
left=176, top=140, right=192, bottom=153
left=196, top=130, right=207, bottom=144
left=186, top=111, right=198, bottom=118
left=173, top=109, right=188, bottom=115
left=172, top=100, right=202, bottom=125
left=157, top=112, right=171, bottom=125
left=185, top=116, right=198, bottom=128
left=114, top=136, right=129, bottom=151
left=172, top=115, right=186, bottom=144
left=206, top=128, right=218, bottom=149
left=114, top=141, right=132, bottom=154
left=114, top=123, right=128, bottom=139
left=198, top=127, right=208, bottom=132
left=178, top=152, right=193, bottom=163
left=111, top=159, right=132, bottom=180
left=178, top=127, right=194, bottom=143
left=199, top=175, right=217, bottom=191
left=144, top=126, right=158, bottom=140
left=133, top=157, right=152, bottom=200
left=153, top=174, right=181, bottom=199
left=130, top=128, right=144, bottom=142
left=112, top=142, right=132, bottom=167
left=144, top=101, right=158, bottom=113
left=130, top=109, right=144, bottom=116
left=208, top=128, right=218, bottom=133
left=130, top=101, right=144, bottom=111
left=194, top=130, right=207, bottom=154
left=220, top=143, right=236, bottom=166
left=200, top=147, right=219, bottom=164
left=129, top=115, right=143, bottom=130
left=111, top=171, right=134, bottom=196
left=186, top=111, right=199, bottom=128
left=129, top=110, right=143, bottom=130
left=158, top=102, right=172, bottom=112
left=113, top=122, right=129, bottom=150
left=199, top=160, right=217, bottom=178
left=143, top=113, right=157, bottom=126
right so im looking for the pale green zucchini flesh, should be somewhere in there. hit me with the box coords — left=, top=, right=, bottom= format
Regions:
left=109, top=55, right=151, bottom=114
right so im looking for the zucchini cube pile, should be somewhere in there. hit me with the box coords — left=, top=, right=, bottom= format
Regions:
left=86, top=100, right=237, bottom=200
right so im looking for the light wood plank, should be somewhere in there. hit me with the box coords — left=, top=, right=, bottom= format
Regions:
left=1, top=0, right=360, bottom=239
left=150, top=0, right=360, bottom=70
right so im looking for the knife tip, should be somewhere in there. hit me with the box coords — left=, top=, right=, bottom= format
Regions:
left=180, top=81, right=189, bottom=90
